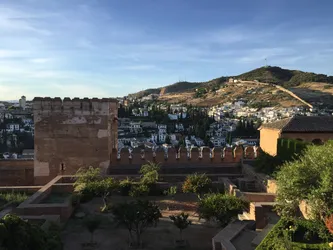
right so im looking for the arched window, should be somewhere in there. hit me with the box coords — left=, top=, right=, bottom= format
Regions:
left=312, top=139, right=323, bottom=145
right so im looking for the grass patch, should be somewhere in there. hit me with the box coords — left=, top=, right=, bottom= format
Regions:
left=0, top=192, right=29, bottom=206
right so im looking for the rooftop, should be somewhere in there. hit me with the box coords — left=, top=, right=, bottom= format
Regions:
left=259, top=116, right=333, bottom=132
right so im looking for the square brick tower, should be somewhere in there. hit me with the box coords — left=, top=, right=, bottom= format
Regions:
left=33, top=97, right=118, bottom=184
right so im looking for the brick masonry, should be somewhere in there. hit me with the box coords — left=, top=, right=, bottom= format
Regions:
left=33, top=97, right=118, bottom=182
left=0, top=159, right=34, bottom=186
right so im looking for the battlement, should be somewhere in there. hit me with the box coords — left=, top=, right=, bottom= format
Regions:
left=110, top=145, right=259, bottom=167
left=33, top=97, right=118, bottom=113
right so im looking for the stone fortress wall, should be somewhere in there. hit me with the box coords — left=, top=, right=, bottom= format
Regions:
left=110, top=145, right=259, bottom=167
left=1, top=97, right=259, bottom=185
left=33, top=97, right=118, bottom=184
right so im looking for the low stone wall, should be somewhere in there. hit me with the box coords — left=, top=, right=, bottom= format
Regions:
left=221, top=178, right=238, bottom=195
left=248, top=202, right=276, bottom=229
left=0, top=186, right=42, bottom=193
left=242, top=192, right=276, bottom=203
left=266, top=180, right=277, bottom=194
left=16, top=176, right=73, bottom=222
left=20, top=215, right=61, bottom=230
left=0, top=159, right=34, bottom=186
left=242, top=164, right=276, bottom=193
left=212, top=220, right=252, bottom=250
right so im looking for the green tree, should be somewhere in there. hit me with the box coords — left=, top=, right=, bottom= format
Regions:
left=111, top=200, right=162, bottom=247
left=139, top=162, right=160, bottom=185
left=198, top=193, right=249, bottom=227
left=74, top=166, right=101, bottom=190
left=94, top=177, right=118, bottom=211
left=182, top=173, right=212, bottom=199
left=276, top=141, right=333, bottom=220
left=73, top=166, right=101, bottom=202
left=169, top=212, right=192, bottom=241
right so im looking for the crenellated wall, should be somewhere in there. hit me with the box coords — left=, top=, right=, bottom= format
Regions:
left=109, top=145, right=259, bottom=169
left=33, top=97, right=118, bottom=184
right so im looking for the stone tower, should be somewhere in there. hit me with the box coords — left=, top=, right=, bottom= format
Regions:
left=33, top=97, right=118, bottom=184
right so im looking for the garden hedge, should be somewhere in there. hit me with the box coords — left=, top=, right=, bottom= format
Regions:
left=256, top=218, right=332, bottom=250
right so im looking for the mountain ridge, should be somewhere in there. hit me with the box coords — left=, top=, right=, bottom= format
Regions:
left=128, top=66, right=333, bottom=99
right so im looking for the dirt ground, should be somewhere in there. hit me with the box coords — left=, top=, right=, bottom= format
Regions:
left=158, top=81, right=303, bottom=107
left=291, top=82, right=333, bottom=106
left=62, top=195, right=220, bottom=250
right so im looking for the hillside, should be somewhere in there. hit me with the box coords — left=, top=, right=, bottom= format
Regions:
left=128, top=77, right=228, bottom=99
left=158, top=81, right=304, bottom=107
left=290, top=82, right=333, bottom=108
left=127, top=66, right=333, bottom=107
left=238, top=66, right=333, bottom=87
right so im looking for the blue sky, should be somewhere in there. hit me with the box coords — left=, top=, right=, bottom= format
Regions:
left=0, top=0, right=333, bottom=100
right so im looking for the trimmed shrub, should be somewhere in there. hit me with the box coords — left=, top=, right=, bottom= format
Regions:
left=182, top=173, right=212, bottom=199
left=197, top=193, right=249, bottom=227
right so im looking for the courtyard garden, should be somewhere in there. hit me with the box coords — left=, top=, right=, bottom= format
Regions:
left=60, top=162, right=248, bottom=250
left=257, top=141, right=333, bottom=249
left=1, top=162, right=249, bottom=250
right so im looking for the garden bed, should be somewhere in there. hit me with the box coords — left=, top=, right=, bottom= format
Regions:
left=0, top=192, right=29, bottom=207
left=256, top=218, right=332, bottom=249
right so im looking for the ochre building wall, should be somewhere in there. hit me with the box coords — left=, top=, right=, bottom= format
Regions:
left=259, top=128, right=280, bottom=156
left=281, top=132, right=333, bottom=143
left=33, top=97, right=118, bottom=184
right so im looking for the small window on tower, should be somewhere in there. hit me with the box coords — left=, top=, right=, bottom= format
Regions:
left=60, top=162, right=66, bottom=171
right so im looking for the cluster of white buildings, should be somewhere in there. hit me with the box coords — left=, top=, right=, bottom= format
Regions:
left=206, top=120, right=238, bottom=147
left=208, top=100, right=309, bottom=123
left=132, top=105, right=149, bottom=117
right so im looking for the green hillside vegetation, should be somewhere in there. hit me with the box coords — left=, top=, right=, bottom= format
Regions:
left=128, top=77, right=227, bottom=99
left=128, top=66, right=333, bottom=98
left=128, top=88, right=160, bottom=99
left=238, top=66, right=333, bottom=87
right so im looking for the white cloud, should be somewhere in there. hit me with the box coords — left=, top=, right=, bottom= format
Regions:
left=30, top=58, right=52, bottom=64
left=0, top=7, right=52, bottom=35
